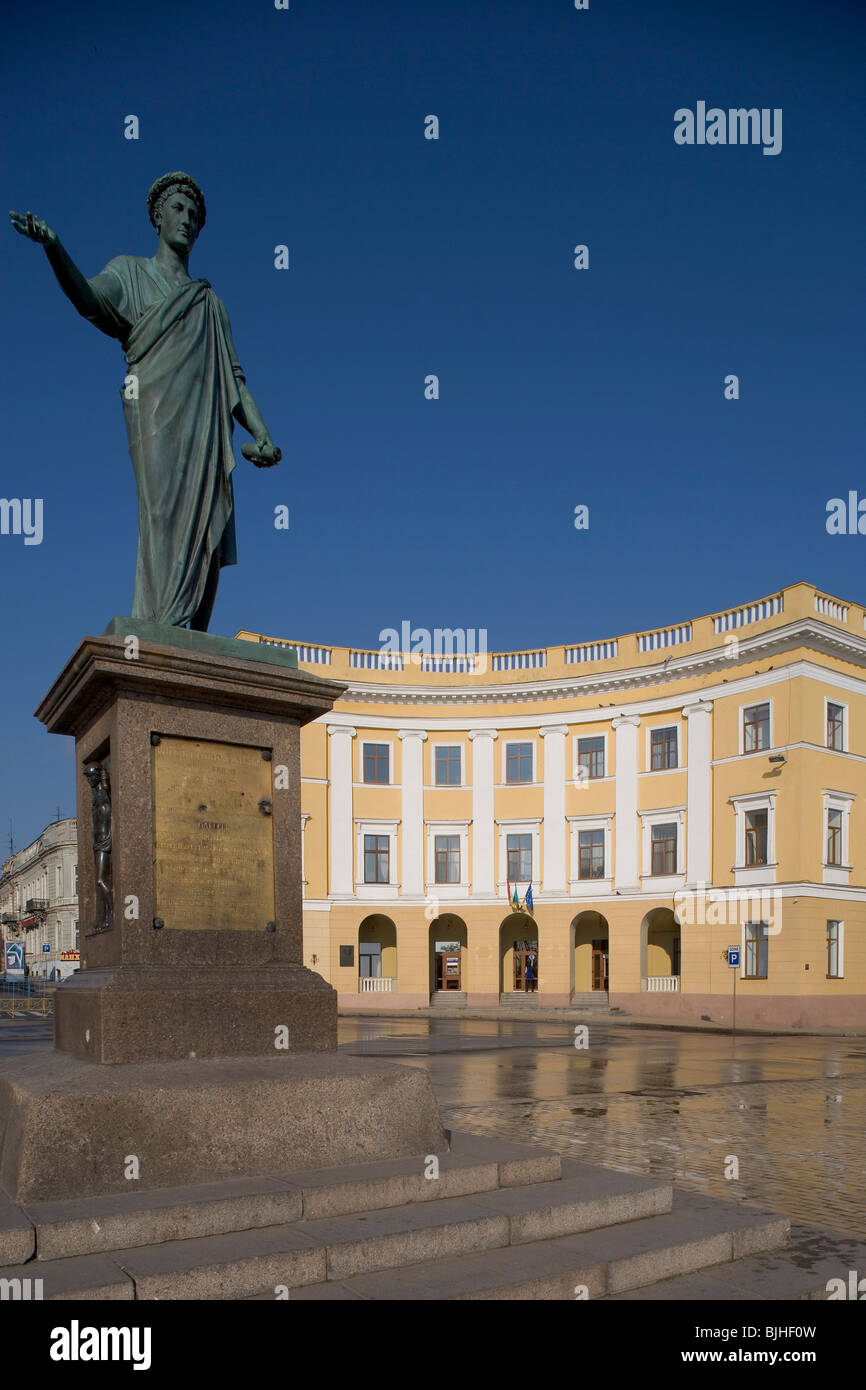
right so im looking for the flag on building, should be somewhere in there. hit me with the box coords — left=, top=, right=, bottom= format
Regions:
left=511, top=884, right=520, bottom=911
left=525, top=883, right=534, bottom=914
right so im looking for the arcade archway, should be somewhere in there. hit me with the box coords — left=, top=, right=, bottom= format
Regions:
left=571, top=910, right=610, bottom=994
left=640, top=907, right=681, bottom=992
left=429, top=914, right=468, bottom=995
left=358, top=914, right=397, bottom=992
left=500, top=913, right=539, bottom=994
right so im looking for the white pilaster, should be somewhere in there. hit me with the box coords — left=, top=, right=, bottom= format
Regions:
left=612, top=714, right=641, bottom=890
left=539, top=725, right=568, bottom=893
left=683, top=701, right=713, bottom=887
left=327, top=725, right=356, bottom=895
left=398, top=730, right=427, bottom=895
left=468, top=729, right=498, bottom=895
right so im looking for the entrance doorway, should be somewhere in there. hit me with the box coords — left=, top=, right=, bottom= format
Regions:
left=512, top=944, right=539, bottom=992
left=591, top=939, right=609, bottom=992
left=435, top=951, right=462, bottom=991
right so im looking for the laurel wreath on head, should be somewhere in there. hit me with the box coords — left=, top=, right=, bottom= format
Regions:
left=146, top=172, right=207, bottom=232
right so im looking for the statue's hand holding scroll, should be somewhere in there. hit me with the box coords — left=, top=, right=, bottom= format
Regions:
left=9, top=210, right=58, bottom=249
left=242, top=439, right=281, bottom=468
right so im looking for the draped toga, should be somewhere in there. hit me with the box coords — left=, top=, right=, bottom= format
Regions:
left=86, top=255, right=244, bottom=627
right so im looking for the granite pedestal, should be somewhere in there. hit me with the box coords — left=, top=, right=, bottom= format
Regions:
left=0, top=622, right=446, bottom=1205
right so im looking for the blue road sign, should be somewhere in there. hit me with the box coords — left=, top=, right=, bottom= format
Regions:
left=42, top=943, right=51, bottom=952
left=727, top=947, right=740, bottom=967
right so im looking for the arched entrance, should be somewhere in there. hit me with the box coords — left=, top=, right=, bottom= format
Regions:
left=640, top=907, right=681, bottom=993
left=429, top=914, right=468, bottom=996
left=500, top=913, right=539, bottom=995
left=571, top=911, right=610, bottom=995
left=358, top=914, right=397, bottom=995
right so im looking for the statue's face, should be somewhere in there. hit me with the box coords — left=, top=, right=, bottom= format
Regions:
left=157, top=189, right=200, bottom=253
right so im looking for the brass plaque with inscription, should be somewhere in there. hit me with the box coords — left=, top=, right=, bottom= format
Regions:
left=152, top=735, right=275, bottom=930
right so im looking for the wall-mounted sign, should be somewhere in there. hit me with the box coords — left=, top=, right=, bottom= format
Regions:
left=339, top=944, right=355, bottom=967
left=60, top=951, right=80, bottom=962
left=435, top=941, right=461, bottom=952
left=41, top=943, right=51, bottom=953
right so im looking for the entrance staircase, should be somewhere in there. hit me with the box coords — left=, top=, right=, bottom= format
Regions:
left=2, top=1132, right=861, bottom=1300
left=430, top=991, right=466, bottom=1008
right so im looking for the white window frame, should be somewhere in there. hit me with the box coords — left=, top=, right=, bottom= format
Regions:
left=738, top=700, right=773, bottom=757
left=826, top=919, right=845, bottom=979
left=567, top=813, right=614, bottom=896
left=355, top=818, right=400, bottom=898
left=359, top=739, right=394, bottom=787
left=501, top=739, right=536, bottom=786
left=639, top=807, right=686, bottom=889
left=572, top=731, right=609, bottom=784
left=496, top=818, right=542, bottom=893
left=425, top=820, right=471, bottom=896
left=730, top=791, right=778, bottom=885
left=824, top=697, right=848, bottom=753
left=644, top=722, right=681, bottom=774
left=431, top=743, right=464, bottom=788
left=822, top=790, right=854, bottom=885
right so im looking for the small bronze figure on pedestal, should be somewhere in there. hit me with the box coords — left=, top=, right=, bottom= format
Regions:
left=83, top=762, right=113, bottom=933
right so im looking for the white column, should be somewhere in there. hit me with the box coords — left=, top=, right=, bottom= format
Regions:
left=468, top=729, right=498, bottom=895
left=684, top=702, right=713, bottom=887
left=398, top=729, right=427, bottom=895
left=539, top=725, right=568, bottom=893
left=612, top=714, right=641, bottom=890
left=327, top=725, right=356, bottom=895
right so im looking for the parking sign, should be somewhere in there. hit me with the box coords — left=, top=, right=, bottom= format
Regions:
left=727, top=946, right=740, bottom=967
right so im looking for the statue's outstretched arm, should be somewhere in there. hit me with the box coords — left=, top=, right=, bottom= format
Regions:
left=9, top=210, right=101, bottom=322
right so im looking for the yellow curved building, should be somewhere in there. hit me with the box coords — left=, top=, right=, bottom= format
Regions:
left=239, top=581, right=866, bottom=1027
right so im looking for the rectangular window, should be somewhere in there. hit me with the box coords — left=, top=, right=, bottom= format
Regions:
left=506, top=833, right=532, bottom=882
left=363, top=743, right=390, bottom=784
left=434, top=835, right=461, bottom=884
left=56, top=866, right=63, bottom=897
left=363, top=834, right=390, bottom=883
left=827, top=920, right=842, bottom=979
left=651, top=823, right=677, bottom=875
left=745, top=809, right=768, bottom=866
left=506, top=743, right=533, bottom=784
left=743, top=703, right=770, bottom=753
left=577, top=736, right=605, bottom=780
left=650, top=727, right=678, bottom=771
left=827, top=703, right=845, bottom=751
left=434, top=746, right=461, bottom=785
left=578, top=829, right=605, bottom=879
left=73, top=864, right=79, bottom=895
left=744, top=921, right=769, bottom=979
left=827, top=808, right=843, bottom=866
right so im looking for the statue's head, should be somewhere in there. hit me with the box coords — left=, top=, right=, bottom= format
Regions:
left=83, top=762, right=108, bottom=790
left=147, top=172, right=206, bottom=253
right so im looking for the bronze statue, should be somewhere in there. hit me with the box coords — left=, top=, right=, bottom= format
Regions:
left=83, top=762, right=113, bottom=932
left=9, top=173, right=280, bottom=631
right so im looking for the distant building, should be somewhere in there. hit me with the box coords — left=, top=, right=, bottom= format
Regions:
left=0, top=819, right=79, bottom=981
left=237, top=580, right=866, bottom=1029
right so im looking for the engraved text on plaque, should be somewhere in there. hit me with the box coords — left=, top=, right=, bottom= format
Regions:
left=152, top=735, right=276, bottom=930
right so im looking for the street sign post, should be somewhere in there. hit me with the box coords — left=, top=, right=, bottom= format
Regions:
left=727, top=945, right=740, bottom=1036
left=41, top=944, right=50, bottom=953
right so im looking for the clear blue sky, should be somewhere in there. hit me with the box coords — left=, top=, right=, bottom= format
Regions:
left=1, top=0, right=864, bottom=848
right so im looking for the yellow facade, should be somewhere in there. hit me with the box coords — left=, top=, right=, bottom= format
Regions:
left=240, top=582, right=866, bottom=1027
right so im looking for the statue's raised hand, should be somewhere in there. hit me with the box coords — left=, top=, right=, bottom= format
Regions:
left=9, top=210, right=58, bottom=248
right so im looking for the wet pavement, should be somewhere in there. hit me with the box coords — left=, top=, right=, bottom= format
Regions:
left=3, top=1015, right=863, bottom=1237
left=339, top=1017, right=866, bottom=1238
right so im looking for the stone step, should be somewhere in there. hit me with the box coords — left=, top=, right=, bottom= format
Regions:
left=17, top=1132, right=560, bottom=1261
left=430, top=992, right=466, bottom=1007
left=5, top=1161, right=670, bottom=1299
left=285, top=1190, right=789, bottom=1301
left=604, top=1225, right=866, bottom=1301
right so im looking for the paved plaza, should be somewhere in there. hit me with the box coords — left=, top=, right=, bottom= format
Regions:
left=3, top=1014, right=864, bottom=1239
left=339, top=1017, right=866, bottom=1240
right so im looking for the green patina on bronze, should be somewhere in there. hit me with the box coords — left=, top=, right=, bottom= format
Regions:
left=10, top=174, right=281, bottom=631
